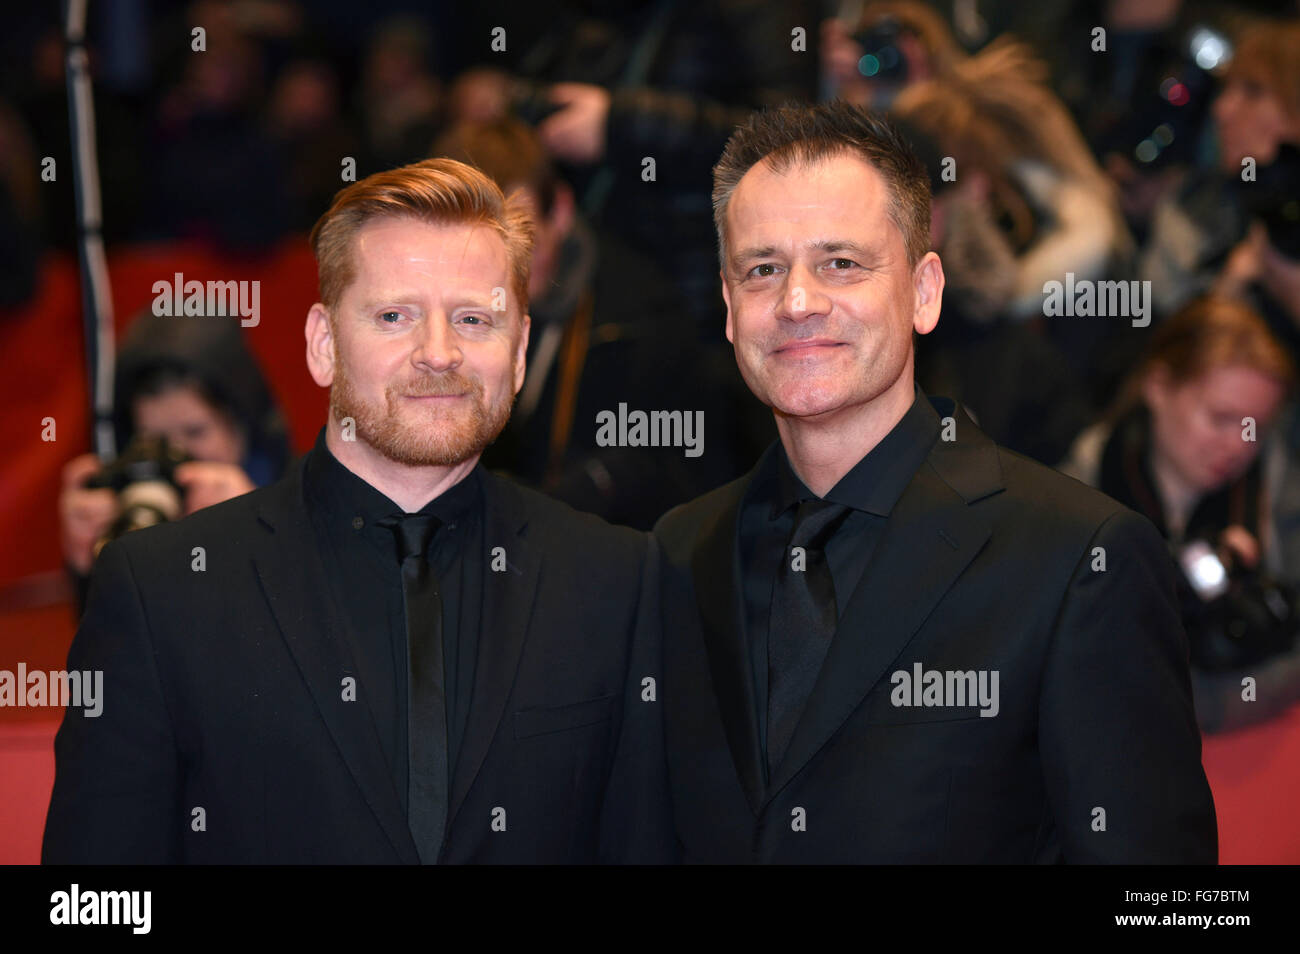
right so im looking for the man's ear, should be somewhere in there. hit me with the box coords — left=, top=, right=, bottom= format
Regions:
left=912, top=251, right=944, bottom=336
left=513, top=311, right=531, bottom=395
left=305, top=303, right=336, bottom=387
left=721, top=269, right=735, bottom=344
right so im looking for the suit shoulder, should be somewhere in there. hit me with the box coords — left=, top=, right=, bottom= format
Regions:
left=106, top=477, right=285, bottom=570
left=991, top=444, right=1153, bottom=544
left=484, top=471, right=647, bottom=559
left=653, top=474, right=749, bottom=556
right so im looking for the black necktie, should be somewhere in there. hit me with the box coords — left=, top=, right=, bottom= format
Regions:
left=378, top=512, right=448, bottom=864
left=767, top=499, right=850, bottom=773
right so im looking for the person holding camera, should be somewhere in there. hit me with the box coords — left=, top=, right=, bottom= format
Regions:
left=1140, top=18, right=1300, bottom=318
left=57, top=310, right=289, bottom=605
left=1060, top=295, right=1300, bottom=731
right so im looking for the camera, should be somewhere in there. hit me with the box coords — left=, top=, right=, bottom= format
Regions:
left=851, top=16, right=909, bottom=83
left=1101, top=24, right=1229, bottom=171
left=509, top=79, right=567, bottom=127
left=83, top=435, right=192, bottom=559
left=1177, top=539, right=1300, bottom=671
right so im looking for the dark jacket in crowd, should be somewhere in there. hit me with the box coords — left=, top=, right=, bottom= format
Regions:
left=455, top=0, right=820, bottom=328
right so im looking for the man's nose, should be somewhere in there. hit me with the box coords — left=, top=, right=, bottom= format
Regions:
left=782, top=262, right=831, bottom=322
left=412, top=314, right=463, bottom=372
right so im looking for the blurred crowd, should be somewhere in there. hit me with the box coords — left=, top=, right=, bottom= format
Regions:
left=6, top=0, right=1300, bottom=730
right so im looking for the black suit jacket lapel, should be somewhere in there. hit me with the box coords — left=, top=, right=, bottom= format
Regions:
left=447, top=473, right=540, bottom=829
left=766, top=399, right=1003, bottom=800
left=251, top=462, right=420, bottom=864
left=691, top=467, right=768, bottom=815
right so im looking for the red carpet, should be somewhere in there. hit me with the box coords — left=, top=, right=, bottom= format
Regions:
left=0, top=720, right=58, bottom=865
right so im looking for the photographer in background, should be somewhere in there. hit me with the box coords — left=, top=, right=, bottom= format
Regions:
left=1060, top=296, right=1300, bottom=732
left=1141, top=18, right=1300, bottom=317
left=445, top=0, right=819, bottom=332
left=58, top=311, right=289, bottom=607
left=1216, top=144, right=1300, bottom=648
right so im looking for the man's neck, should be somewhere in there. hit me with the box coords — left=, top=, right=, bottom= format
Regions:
left=324, top=420, right=479, bottom=513
left=775, top=373, right=916, bottom=497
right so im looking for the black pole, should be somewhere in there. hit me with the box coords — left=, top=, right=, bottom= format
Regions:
left=64, top=0, right=117, bottom=460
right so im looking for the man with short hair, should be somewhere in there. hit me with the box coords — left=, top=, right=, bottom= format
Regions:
left=44, top=158, right=673, bottom=864
left=654, top=101, right=1218, bottom=862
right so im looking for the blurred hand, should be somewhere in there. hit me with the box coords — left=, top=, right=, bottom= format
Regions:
left=1221, top=524, right=1261, bottom=570
left=1215, top=223, right=1264, bottom=301
left=59, top=454, right=117, bottom=575
left=538, top=83, right=610, bottom=164
left=174, top=461, right=256, bottom=515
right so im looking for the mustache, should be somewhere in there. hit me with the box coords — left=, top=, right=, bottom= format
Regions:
left=391, top=372, right=482, bottom=397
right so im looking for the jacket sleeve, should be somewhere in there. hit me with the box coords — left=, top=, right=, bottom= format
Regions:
left=42, top=538, right=182, bottom=864
left=1038, top=508, right=1219, bottom=863
left=597, top=534, right=681, bottom=863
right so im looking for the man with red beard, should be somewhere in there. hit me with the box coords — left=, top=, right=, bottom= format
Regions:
left=43, top=159, right=675, bottom=864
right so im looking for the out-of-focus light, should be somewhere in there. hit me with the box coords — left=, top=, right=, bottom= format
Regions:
left=858, top=54, right=881, bottom=77
left=1190, top=28, right=1230, bottom=70
left=1135, top=139, right=1159, bottom=163
left=1166, top=82, right=1190, bottom=106
left=1153, top=124, right=1175, bottom=147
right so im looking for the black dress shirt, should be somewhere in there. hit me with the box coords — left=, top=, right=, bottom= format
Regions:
left=303, top=429, right=484, bottom=815
left=738, top=384, right=941, bottom=783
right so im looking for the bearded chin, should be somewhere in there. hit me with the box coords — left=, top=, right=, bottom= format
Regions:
left=330, top=363, right=513, bottom=467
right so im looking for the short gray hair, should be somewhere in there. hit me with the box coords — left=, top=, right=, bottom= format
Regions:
left=712, top=100, right=932, bottom=273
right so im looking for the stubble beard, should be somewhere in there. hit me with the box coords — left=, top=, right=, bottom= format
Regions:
left=329, top=351, right=514, bottom=467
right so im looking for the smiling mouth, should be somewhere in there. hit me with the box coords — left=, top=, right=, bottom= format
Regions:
left=772, top=338, right=844, bottom=356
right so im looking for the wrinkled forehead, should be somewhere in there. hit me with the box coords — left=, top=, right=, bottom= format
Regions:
left=351, top=215, right=509, bottom=276
left=343, top=216, right=520, bottom=313
left=726, top=153, right=896, bottom=254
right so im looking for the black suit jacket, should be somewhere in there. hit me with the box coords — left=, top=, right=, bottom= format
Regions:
left=43, top=457, right=673, bottom=863
left=654, top=395, right=1218, bottom=863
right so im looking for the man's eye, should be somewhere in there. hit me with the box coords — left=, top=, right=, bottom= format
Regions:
left=459, top=314, right=486, bottom=325
left=380, top=311, right=403, bottom=323
left=828, top=258, right=857, bottom=269
left=749, top=264, right=778, bottom=278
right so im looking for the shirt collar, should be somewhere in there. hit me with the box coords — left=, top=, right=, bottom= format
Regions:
left=770, top=383, right=940, bottom=519
left=304, top=427, right=483, bottom=533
